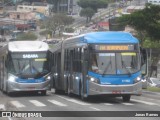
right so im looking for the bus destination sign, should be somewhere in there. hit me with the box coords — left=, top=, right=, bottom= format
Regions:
left=99, top=45, right=129, bottom=51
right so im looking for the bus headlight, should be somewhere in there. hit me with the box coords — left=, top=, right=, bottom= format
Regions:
left=8, top=76, right=16, bottom=82
left=88, top=76, right=99, bottom=84
left=46, top=76, right=51, bottom=81
left=134, top=76, right=141, bottom=83
left=141, top=78, right=146, bottom=82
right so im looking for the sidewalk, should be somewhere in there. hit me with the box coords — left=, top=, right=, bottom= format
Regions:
left=142, top=89, right=160, bottom=95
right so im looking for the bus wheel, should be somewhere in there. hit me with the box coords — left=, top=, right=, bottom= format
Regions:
left=41, top=90, right=46, bottom=96
left=55, top=89, right=63, bottom=94
left=8, top=92, right=14, bottom=96
left=67, top=85, right=72, bottom=97
left=80, top=86, right=88, bottom=101
left=122, top=95, right=131, bottom=102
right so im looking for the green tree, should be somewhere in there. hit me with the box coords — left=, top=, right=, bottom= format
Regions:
left=45, top=13, right=74, bottom=37
left=17, top=32, right=37, bottom=40
left=78, top=0, right=108, bottom=22
left=118, top=3, right=160, bottom=45
left=80, top=7, right=95, bottom=23
left=78, top=0, right=108, bottom=12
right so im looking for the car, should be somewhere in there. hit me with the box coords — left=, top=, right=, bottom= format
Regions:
left=43, top=39, right=59, bottom=44
left=0, top=35, right=6, bottom=42
left=148, top=77, right=160, bottom=88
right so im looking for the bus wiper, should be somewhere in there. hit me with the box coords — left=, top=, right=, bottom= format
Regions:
left=122, top=61, right=131, bottom=76
left=16, top=73, right=22, bottom=76
left=102, top=61, right=112, bottom=77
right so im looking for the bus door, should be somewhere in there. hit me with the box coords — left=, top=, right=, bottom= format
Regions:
left=81, top=47, right=88, bottom=99
left=55, top=52, right=61, bottom=89
left=140, top=48, right=148, bottom=88
left=68, top=50, right=74, bottom=94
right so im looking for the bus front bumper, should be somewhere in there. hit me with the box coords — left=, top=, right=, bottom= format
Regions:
left=88, top=81, right=142, bottom=96
left=7, top=80, right=51, bottom=93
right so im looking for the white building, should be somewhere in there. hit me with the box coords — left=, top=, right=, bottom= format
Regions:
left=17, top=2, right=53, bottom=16
left=148, top=0, right=160, bottom=5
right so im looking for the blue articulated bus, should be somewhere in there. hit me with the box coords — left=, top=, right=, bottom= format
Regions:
left=0, top=41, right=52, bottom=95
left=50, top=31, right=148, bottom=101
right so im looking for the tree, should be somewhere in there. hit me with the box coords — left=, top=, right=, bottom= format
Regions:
left=77, top=0, right=108, bottom=12
left=45, top=13, right=74, bottom=37
left=78, top=0, right=108, bottom=22
left=118, top=3, right=160, bottom=45
left=17, top=32, right=37, bottom=40
left=80, top=7, right=95, bottom=23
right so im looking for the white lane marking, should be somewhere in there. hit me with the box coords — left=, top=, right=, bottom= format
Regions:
left=148, top=98, right=154, bottom=101
left=10, top=101, right=25, bottom=108
left=29, top=100, right=46, bottom=107
left=104, top=103, right=113, bottom=105
left=0, top=104, right=5, bottom=110
left=90, top=107, right=101, bottom=111
left=57, top=95, right=91, bottom=105
left=122, top=103, right=134, bottom=105
left=131, top=99, right=158, bottom=105
left=8, top=117, right=12, bottom=120
left=48, top=100, right=67, bottom=107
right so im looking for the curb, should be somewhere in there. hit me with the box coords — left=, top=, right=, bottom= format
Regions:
left=142, top=90, right=160, bottom=95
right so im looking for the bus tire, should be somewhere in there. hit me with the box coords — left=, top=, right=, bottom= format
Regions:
left=122, top=95, right=131, bottom=102
left=7, top=90, right=14, bottom=96
left=55, top=89, right=63, bottom=94
left=67, top=84, right=72, bottom=97
left=80, top=84, right=88, bottom=101
left=41, top=90, right=46, bottom=96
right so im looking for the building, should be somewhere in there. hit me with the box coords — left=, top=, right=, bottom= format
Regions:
left=16, top=2, right=52, bottom=16
left=148, top=0, right=160, bottom=5
left=125, top=6, right=145, bottom=13
left=54, top=0, right=79, bottom=14
left=67, top=0, right=80, bottom=15
left=12, top=0, right=80, bottom=15
left=9, top=11, right=35, bottom=20
left=8, top=11, right=46, bottom=21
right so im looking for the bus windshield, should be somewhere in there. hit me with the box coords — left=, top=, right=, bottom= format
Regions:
left=90, top=52, right=140, bottom=75
left=8, top=53, right=49, bottom=78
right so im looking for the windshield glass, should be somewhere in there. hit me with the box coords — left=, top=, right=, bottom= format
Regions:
left=90, top=52, right=140, bottom=75
left=8, top=53, right=49, bottom=78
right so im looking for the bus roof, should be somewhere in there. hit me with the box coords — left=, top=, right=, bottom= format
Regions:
left=64, top=31, right=139, bottom=44
left=8, top=41, right=49, bottom=52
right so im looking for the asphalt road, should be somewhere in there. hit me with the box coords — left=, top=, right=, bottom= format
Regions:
left=0, top=89, right=160, bottom=120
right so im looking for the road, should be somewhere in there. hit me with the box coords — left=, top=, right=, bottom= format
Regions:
left=0, top=89, right=160, bottom=120
left=70, top=0, right=148, bottom=33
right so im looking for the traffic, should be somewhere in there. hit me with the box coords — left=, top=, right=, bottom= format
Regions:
left=0, top=31, right=148, bottom=102
left=0, top=0, right=159, bottom=119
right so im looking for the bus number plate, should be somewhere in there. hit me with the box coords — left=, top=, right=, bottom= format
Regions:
left=112, top=90, right=121, bottom=94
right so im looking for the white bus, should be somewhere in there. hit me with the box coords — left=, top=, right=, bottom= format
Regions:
left=0, top=41, right=52, bottom=95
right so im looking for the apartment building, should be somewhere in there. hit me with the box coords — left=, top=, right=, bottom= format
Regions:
left=12, top=0, right=79, bottom=15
